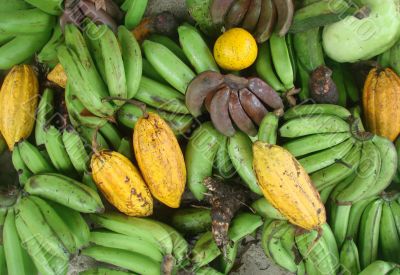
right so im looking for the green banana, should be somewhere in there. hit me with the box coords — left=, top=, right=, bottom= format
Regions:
left=340, top=238, right=361, bottom=275
left=118, top=26, right=142, bottom=99
left=11, top=145, right=32, bottom=186
left=343, top=65, right=359, bottom=103
left=48, top=201, right=90, bottom=249
left=171, top=208, right=211, bottom=235
left=122, top=0, right=149, bottom=29
left=379, top=201, right=400, bottom=263
left=156, top=222, right=189, bottom=265
left=389, top=268, right=400, bottom=275
left=35, top=88, right=55, bottom=146
left=89, top=230, right=164, bottom=263
left=148, top=34, right=190, bottom=65
left=142, top=58, right=167, bottom=83
left=329, top=202, right=351, bottom=248
left=18, top=140, right=55, bottom=174
left=251, top=198, right=286, bottom=220
left=321, top=223, right=340, bottom=272
left=390, top=39, right=400, bottom=75
left=99, top=26, right=127, bottom=105
left=186, top=122, right=222, bottom=200
left=191, top=231, right=221, bottom=269
left=319, top=184, right=335, bottom=204
left=89, top=212, right=173, bottom=255
left=293, top=28, right=325, bottom=73
left=359, top=261, right=397, bottom=275
left=24, top=0, right=62, bottom=15
left=358, top=199, right=383, bottom=269
left=178, top=23, right=219, bottom=73
left=117, top=137, right=134, bottom=161
left=346, top=197, right=378, bottom=240
left=134, top=76, right=189, bottom=114
left=378, top=49, right=391, bottom=68
left=261, top=220, right=287, bottom=258
left=142, top=40, right=196, bottom=94
left=99, top=122, right=122, bottom=149
left=284, top=104, right=351, bottom=120
left=81, top=171, right=98, bottom=191
left=83, top=21, right=107, bottom=80
left=255, top=42, right=285, bottom=92
left=389, top=201, right=400, bottom=238
left=297, top=60, right=310, bottom=100
left=283, top=132, right=351, bottom=157
left=82, top=245, right=161, bottom=275
left=62, top=128, right=90, bottom=175
left=37, top=24, right=63, bottom=67
left=227, top=131, right=262, bottom=195
left=214, top=136, right=236, bottom=179
left=329, top=60, right=347, bottom=106
left=336, top=141, right=381, bottom=203
left=78, top=126, right=110, bottom=151
left=30, top=196, right=77, bottom=254
left=24, top=173, right=104, bottom=213
left=228, top=213, right=263, bottom=242
left=286, top=34, right=297, bottom=80
left=299, top=137, right=354, bottom=173
left=269, top=33, right=294, bottom=90
left=215, top=240, right=239, bottom=274
left=16, top=197, right=69, bottom=260
left=279, top=114, right=349, bottom=138
left=0, top=0, right=32, bottom=11
left=45, top=125, right=76, bottom=174
left=258, top=113, right=279, bottom=144
left=0, top=8, right=54, bottom=35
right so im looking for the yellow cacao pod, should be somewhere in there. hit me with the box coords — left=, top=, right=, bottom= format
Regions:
left=47, top=63, right=67, bottom=88
left=133, top=112, right=186, bottom=208
left=363, top=68, right=400, bottom=141
left=253, top=141, right=326, bottom=230
left=91, top=150, right=153, bottom=216
left=0, top=65, right=39, bottom=150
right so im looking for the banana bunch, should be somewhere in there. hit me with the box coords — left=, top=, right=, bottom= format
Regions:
left=186, top=71, right=284, bottom=136
left=0, top=0, right=55, bottom=69
left=86, top=212, right=189, bottom=275
left=280, top=104, right=398, bottom=203
left=329, top=192, right=400, bottom=269
left=210, top=0, right=294, bottom=42
left=1, top=195, right=91, bottom=275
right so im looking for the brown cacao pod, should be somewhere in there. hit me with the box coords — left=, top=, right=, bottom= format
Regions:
left=133, top=112, right=186, bottom=208
left=363, top=68, right=400, bottom=141
left=0, top=65, right=39, bottom=150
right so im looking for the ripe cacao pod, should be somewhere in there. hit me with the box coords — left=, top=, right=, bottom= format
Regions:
left=363, top=68, right=400, bottom=141
left=0, top=65, right=39, bottom=150
left=91, top=150, right=153, bottom=216
left=253, top=141, right=326, bottom=230
left=134, top=112, right=186, bottom=208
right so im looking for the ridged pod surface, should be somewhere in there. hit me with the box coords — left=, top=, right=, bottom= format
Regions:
left=253, top=141, right=326, bottom=230
left=0, top=65, right=39, bottom=150
left=134, top=112, right=186, bottom=208
left=363, top=68, right=400, bottom=141
left=91, top=151, right=153, bottom=216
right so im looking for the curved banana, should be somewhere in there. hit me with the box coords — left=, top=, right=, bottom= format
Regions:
left=156, top=222, right=189, bottom=265
left=35, top=88, right=54, bottom=146
left=251, top=198, right=286, bottom=220
left=191, top=231, right=220, bottom=269
left=346, top=197, right=378, bottom=240
left=269, top=33, right=294, bottom=90
left=258, top=113, right=279, bottom=144
left=293, top=28, right=325, bottom=73
left=45, top=125, right=75, bottom=174
left=171, top=208, right=211, bottom=235
left=62, top=128, right=89, bottom=175
left=11, top=145, right=32, bottom=186
left=122, top=0, right=148, bottom=29
left=284, top=104, right=351, bottom=120
left=214, top=136, right=236, bottom=179
left=117, top=137, right=134, bottom=161
left=329, top=202, right=351, bottom=248
left=359, top=261, right=397, bottom=275
left=99, top=122, right=122, bottom=149
left=148, top=34, right=190, bottom=65
left=339, top=238, right=361, bottom=275
left=18, top=140, right=55, bottom=174
left=379, top=201, right=400, bottom=263
left=228, top=212, right=263, bottom=242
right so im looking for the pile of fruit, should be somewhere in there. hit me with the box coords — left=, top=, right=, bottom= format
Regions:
left=0, top=0, right=400, bottom=274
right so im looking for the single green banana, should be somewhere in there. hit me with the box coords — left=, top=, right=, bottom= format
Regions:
left=227, top=131, right=262, bottom=195
left=359, top=261, right=397, bottom=275
left=30, top=196, right=77, bottom=254
left=16, top=197, right=69, bottom=260
left=214, top=136, right=236, bottom=179
left=118, top=26, right=142, bottom=99
left=24, top=173, right=104, bottom=213
left=321, top=223, right=340, bottom=272
left=191, top=231, right=221, bottom=269
left=319, top=184, right=335, bottom=204
left=329, top=171, right=358, bottom=201
left=178, top=23, right=219, bottom=73
left=82, top=245, right=161, bottom=275
left=142, top=58, right=168, bottom=83
left=378, top=49, right=391, bottom=68
left=48, top=201, right=90, bottom=249
left=37, top=24, right=63, bottom=67
left=329, top=202, right=351, bottom=248
left=346, top=197, right=378, bottom=240
left=99, top=122, right=122, bottom=149
left=99, top=26, right=127, bottom=105
left=45, top=125, right=76, bottom=174
left=11, top=145, right=32, bottom=186
left=297, top=60, right=310, bottom=100
left=389, top=201, right=400, bottom=237
left=0, top=8, right=54, bottom=35
left=336, top=141, right=381, bottom=203
left=339, top=238, right=361, bottom=275
left=122, top=0, right=149, bottom=29
left=89, top=230, right=163, bottom=263
left=283, top=132, right=351, bottom=157
left=228, top=213, right=263, bottom=242
left=24, top=0, right=62, bottom=15
left=117, top=137, right=134, bottom=161
left=142, top=40, right=196, bottom=94
left=35, top=88, right=55, bottom=146
left=156, top=221, right=189, bottom=265
left=78, top=126, right=110, bottom=151
left=89, top=212, right=173, bottom=255
left=251, top=198, right=286, bottom=220
left=284, top=104, right=351, bottom=120
left=83, top=21, right=107, bottom=80
left=62, top=128, right=89, bottom=175
left=0, top=0, right=32, bottom=11
left=171, top=208, right=211, bottom=235
left=134, top=76, right=189, bottom=114
left=81, top=171, right=98, bottom=191
left=18, top=140, right=54, bottom=174
left=148, top=34, right=190, bottom=65
left=269, top=33, right=294, bottom=90
left=186, top=122, right=222, bottom=200
left=261, top=220, right=287, bottom=258
left=293, top=28, right=325, bottom=73
left=279, top=114, right=349, bottom=138
left=358, top=199, right=383, bottom=269
left=258, top=113, right=279, bottom=144
left=379, top=201, right=400, bottom=263
left=255, top=42, right=285, bottom=92
left=286, top=34, right=297, bottom=80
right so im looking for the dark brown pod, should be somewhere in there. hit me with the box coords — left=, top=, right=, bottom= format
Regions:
left=224, top=74, right=249, bottom=90
left=309, top=65, right=339, bottom=104
left=210, top=0, right=236, bottom=25
left=248, top=77, right=284, bottom=110
left=242, top=0, right=262, bottom=32
left=239, top=88, right=268, bottom=125
left=185, top=71, right=225, bottom=117
left=272, top=0, right=294, bottom=36
left=225, top=0, right=251, bottom=29
left=204, top=89, right=219, bottom=113
left=210, top=87, right=236, bottom=136
left=254, top=0, right=277, bottom=43
left=228, top=90, right=257, bottom=136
